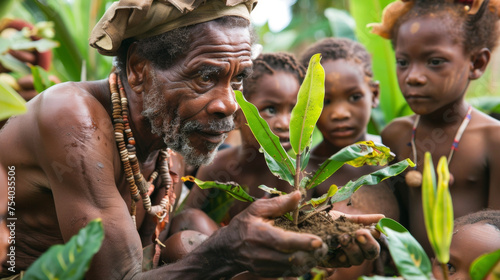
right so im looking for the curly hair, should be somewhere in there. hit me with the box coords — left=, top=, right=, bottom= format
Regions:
left=114, top=16, right=253, bottom=73
left=242, top=52, right=305, bottom=98
left=299, top=37, right=374, bottom=83
left=455, top=209, right=500, bottom=230
left=387, top=0, right=500, bottom=54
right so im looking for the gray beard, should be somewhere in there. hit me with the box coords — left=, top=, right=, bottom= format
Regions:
left=141, top=72, right=232, bottom=167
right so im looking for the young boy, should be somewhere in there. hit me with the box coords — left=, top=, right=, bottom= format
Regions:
left=371, top=0, right=500, bottom=256
left=185, top=52, right=305, bottom=222
left=300, top=37, right=399, bottom=279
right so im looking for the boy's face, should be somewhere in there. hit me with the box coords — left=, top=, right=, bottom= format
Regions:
left=317, top=59, right=378, bottom=149
left=432, top=222, right=500, bottom=280
left=395, top=15, right=471, bottom=115
left=238, top=71, right=299, bottom=150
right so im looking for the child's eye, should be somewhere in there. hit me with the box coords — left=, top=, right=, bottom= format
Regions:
left=261, top=107, right=276, bottom=115
left=324, top=98, right=331, bottom=105
left=349, top=93, right=363, bottom=102
left=428, top=58, right=445, bottom=66
left=396, top=58, right=408, bottom=68
left=446, top=263, right=457, bottom=275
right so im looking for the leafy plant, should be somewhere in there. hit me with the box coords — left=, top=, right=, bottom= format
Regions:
left=23, top=218, right=104, bottom=280
left=362, top=153, right=500, bottom=280
left=182, top=54, right=413, bottom=224
left=0, top=80, right=26, bottom=121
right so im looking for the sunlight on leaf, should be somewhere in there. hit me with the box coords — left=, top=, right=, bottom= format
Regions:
left=290, top=53, right=325, bottom=155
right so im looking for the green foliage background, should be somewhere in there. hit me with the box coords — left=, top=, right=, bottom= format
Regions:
left=2, top=0, right=500, bottom=130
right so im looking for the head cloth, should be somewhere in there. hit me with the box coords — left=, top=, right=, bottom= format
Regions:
left=90, top=0, right=258, bottom=56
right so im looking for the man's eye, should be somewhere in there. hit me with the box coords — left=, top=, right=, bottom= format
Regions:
left=201, top=75, right=211, bottom=82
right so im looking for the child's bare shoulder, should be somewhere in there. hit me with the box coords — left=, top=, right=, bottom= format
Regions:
left=196, top=147, right=239, bottom=181
left=472, top=109, right=500, bottom=144
left=381, top=115, right=415, bottom=145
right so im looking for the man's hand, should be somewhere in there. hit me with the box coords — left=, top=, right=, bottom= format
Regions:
left=219, top=191, right=328, bottom=277
left=327, top=210, right=384, bottom=268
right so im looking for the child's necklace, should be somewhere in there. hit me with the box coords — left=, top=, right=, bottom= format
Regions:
left=405, top=106, right=472, bottom=188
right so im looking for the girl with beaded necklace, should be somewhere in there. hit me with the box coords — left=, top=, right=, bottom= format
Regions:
left=372, top=0, right=500, bottom=257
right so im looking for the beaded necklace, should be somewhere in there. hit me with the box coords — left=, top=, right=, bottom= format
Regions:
left=405, top=106, right=473, bottom=188
left=109, top=72, right=176, bottom=267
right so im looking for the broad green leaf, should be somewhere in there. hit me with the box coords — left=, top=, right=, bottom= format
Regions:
left=262, top=148, right=295, bottom=185
left=324, top=8, right=357, bottom=40
left=235, top=90, right=296, bottom=182
left=0, top=80, right=27, bottom=121
left=422, top=152, right=439, bottom=257
left=470, top=249, right=500, bottom=280
left=23, top=219, right=104, bottom=280
left=302, top=185, right=337, bottom=208
left=303, top=141, right=398, bottom=190
left=182, top=176, right=255, bottom=203
left=432, top=156, right=453, bottom=264
left=382, top=227, right=432, bottom=279
left=290, top=53, right=325, bottom=155
left=350, top=0, right=413, bottom=125
left=376, top=217, right=408, bottom=236
left=204, top=191, right=235, bottom=224
left=330, top=159, right=413, bottom=203
left=258, top=185, right=287, bottom=196
left=0, top=54, right=31, bottom=75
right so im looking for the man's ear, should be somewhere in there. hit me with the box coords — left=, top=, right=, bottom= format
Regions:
left=370, top=80, right=380, bottom=108
left=126, top=42, right=148, bottom=93
left=469, top=48, right=491, bottom=80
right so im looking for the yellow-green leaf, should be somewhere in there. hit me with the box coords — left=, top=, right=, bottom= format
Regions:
left=290, top=53, right=325, bottom=155
left=0, top=80, right=26, bottom=121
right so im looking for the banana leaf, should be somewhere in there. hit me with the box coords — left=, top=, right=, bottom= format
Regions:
left=328, top=158, right=413, bottom=204
left=182, top=176, right=255, bottom=203
left=0, top=80, right=26, bottom=121
left=301, top=141, right=396, bottom=190
left=290, top=53, right=325, bottom=156
left=235, top=90, right=296, bottom=185
left=23, top=219, right=104, bottom=280
left=350, top=0, right=413, bottom=126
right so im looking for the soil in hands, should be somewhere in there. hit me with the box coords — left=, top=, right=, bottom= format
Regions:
left=274, top=211, right=371, bottom=267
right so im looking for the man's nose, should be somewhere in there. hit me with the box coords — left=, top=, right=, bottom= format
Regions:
left=206, top=86, right=238, bottom=118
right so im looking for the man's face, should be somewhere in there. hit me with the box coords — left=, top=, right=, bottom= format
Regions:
left=141, top=21, right=253, bottom=166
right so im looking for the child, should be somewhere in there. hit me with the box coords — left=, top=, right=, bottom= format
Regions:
left=371, top=0, right=500, bottom=256
left=299, top=37, right=399, bottom=279
left=185, top=52, right=305, bottom=222
left=432, top=209, right=500, bottom=280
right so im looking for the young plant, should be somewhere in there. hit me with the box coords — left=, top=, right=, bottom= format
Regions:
left=422, top=153, right=454, bottom=280
left=183, top=54, right=413, bottom=223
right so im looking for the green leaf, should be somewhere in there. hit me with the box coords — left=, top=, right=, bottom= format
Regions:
left=23, top=219, right=104, bottom=280
left=350, top=0, right=413, bottom=126
left=303, top=141, right=399, bottom=190
left=262, top=148, right=296, bottom=185
left=290, top=53, right=325, bottom=155
left=258, top=185, right=287, bottom=196
left=330, top=159, right=413, bottom=203
left=32, top=65, right=56, bottom=93
left=381, top=225, right=432, bottom=280
left=11, top=38, right=59, bottom=53
left=470, top=249, right=500, bottom=280
left=324, top=8, right=357, bottom=40
left=302, top=185, right=337, bottom=208
left=422, top=152, right=439, bottom=257
left=235, top=90, right=296, bottom=184
left=0, top=53, right=31, bottom=75
left=432, top=156, right=453, bottom=264
left=204, top=191, right=235, bottom=224
left=375, top=217, right=408, bottom=236
left=182, top=176, right=255, bottom=203
left=0, top=80, right=27, bottom=121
